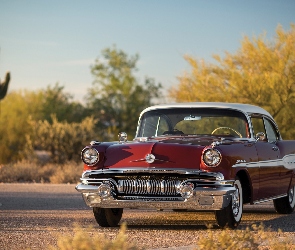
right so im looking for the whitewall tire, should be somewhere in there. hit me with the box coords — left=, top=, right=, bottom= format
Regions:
left=215, top=178, right=243, bottom=229
left=273, top=185, right=295, bottom=214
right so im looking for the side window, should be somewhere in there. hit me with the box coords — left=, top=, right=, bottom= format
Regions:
left=264, top=118, right=279, bottom=142
left=251, top=117, right=266, bottom=135
left=251, top=116, right=279, bottom=142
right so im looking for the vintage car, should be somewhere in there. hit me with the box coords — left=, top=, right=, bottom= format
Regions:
left=76, top=102, right=295, bottom=228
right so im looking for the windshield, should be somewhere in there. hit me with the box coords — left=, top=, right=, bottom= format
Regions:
left=136, top=108, right=249, bottom=138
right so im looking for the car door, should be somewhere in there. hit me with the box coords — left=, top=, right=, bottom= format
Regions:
left=264, top=118, right=293, bottom=196
left=251, top=116, right=281, bottom=200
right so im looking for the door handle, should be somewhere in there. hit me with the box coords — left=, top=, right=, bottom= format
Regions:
left=272, top=146, right=279, bottom=151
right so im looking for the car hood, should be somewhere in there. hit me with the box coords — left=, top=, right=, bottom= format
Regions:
left=103, top=136, right=217, bottom=170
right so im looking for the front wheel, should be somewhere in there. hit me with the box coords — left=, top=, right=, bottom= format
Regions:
left=215, top=178, right=243, bottom=229
left=93, top=208, right=123, bottom=227
left=273, top=185, right=295, bottom=214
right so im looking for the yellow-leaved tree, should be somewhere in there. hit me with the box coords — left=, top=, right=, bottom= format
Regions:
left=170, top=24, right=295, bottom=139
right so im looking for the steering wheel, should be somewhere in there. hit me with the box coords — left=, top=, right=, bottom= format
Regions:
left=211, top=127, right=242, bottom=138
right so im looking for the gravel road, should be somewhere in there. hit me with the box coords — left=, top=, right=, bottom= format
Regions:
left=0, top=183, right=295, bottom=249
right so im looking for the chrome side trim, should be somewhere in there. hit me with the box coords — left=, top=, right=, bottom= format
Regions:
left=253, top=193, right=287, bottom=204
left=233, top=154, right=295, bottom=170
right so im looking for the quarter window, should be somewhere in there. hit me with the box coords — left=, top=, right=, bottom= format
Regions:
left=251, top=116, right=279, bottom=142
left=264, top=118, right=279, bottom=142
left=251, top=117, right=266, bottom=135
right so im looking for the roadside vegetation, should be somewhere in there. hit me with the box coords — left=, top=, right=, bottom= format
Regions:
left=51, top=223, right=142, bottom=250
left=197, top=224, right=294, bottom=250
left=49, top=223, right=294, bottom=250
left=0, top=160, right=82, bottom=183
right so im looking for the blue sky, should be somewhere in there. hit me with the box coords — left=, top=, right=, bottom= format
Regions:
left=0, top=0, right=294, bottom=102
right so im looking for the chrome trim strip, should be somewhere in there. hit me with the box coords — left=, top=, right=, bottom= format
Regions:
left=253, top=193, right=287, bottom=204
left=131, top=157, right=172, bottom=163
left=81, top=178, right=231, bottom=183
left=233, top=154, right=295, bottom=170
left=83, top=168, right=201, bottom=175
left=281, top=154, right=295, bottom=170
left=75, top=184, right=99, bottom=193
left=82, top=168, right=225, bottom=177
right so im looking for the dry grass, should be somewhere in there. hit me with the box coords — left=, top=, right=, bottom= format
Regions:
left=0, top=160, right=83, bottom=184
left=196, top=224, right=294, bottom=250
left=50, top=223, right=294, bottom=250
left=50, top=223, right=142, bottom=250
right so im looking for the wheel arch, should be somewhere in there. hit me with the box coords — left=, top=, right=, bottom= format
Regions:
left=236, top=170, right=252, bottom=204
left=290, top=171, right=295, bottom=190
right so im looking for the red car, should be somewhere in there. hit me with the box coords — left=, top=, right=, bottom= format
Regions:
left=76, top=102, right=295, bottom=228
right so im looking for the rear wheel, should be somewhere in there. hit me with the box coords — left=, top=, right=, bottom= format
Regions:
left=215, top=178, right=243, bottom=229
left=273, top=185, right=295, bottom=214
left=93, top=208, right=123, bottom=227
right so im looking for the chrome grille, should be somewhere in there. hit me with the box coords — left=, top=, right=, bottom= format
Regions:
left=117, top=178, right=181, bottom=195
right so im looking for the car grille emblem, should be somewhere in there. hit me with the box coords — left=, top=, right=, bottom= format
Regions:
left=145, top=154, right=155, bottom=163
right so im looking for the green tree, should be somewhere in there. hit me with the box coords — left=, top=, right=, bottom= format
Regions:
left=87, top=47, right=162, bottom=140
left=170, top=24, right=295, bottom=139
left=40, top=83, right=89, bottom=123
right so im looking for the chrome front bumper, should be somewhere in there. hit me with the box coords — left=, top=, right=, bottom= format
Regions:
left=76, top=183, right=235, bottom=210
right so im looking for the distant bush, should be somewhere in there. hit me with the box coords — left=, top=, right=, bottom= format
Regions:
left=26, top=115, right=98, bottom=164
left=196, top=224, right=294, bottom=250
left=51, top=223, right=142, bottom=250
left=0, top=160, right=83, bottom=183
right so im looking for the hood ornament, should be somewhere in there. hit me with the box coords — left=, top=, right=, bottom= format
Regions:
left=145, top=154, right=155, bottom=163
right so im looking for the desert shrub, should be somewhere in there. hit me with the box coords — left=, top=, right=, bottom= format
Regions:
left=196, top=224, right=294, bottom=250
left=26, top=115, right=98, bottom=164
left=0, top=161, right=83, bottom=183
left=49, top=162, right=83, bottom=184
left=51, top=223, right=141, bottom=250
left=0, top=160, right=40, bottom=182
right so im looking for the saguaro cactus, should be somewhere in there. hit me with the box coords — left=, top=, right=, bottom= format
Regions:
left=0, top=72, right=10, bottom=100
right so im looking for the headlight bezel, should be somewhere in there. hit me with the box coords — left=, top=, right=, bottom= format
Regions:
left=81, top=147, right=100, bottom=166
left=202, top=148, right=222, bottom=167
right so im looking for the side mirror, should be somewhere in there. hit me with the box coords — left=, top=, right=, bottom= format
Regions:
left=118, top=132, right=128, bottom=143
left=255, top=132, right=266, bottom=141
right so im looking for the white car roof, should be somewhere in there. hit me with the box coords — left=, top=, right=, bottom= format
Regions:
left=141, top=102, right=273, bottom=119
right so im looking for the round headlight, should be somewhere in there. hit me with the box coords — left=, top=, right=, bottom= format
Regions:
left=81, top=148, right=99, bottom=166
left=202, top=148, right=222, bottom=167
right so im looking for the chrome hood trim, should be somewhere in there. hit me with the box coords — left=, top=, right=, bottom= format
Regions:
left=82, top=168, right=203, bottom=177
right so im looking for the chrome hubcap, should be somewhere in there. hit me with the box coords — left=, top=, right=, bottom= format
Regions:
left=288, top=187, right=294, bottom=204
left=232, top=188, right=240, bottom=217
